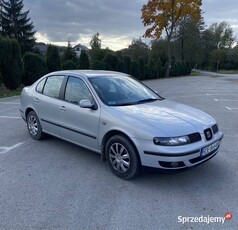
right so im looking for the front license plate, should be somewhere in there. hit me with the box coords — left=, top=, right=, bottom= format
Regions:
left=201, top=141, right=220, bottom=157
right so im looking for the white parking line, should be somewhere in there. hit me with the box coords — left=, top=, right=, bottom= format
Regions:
left=226, top=107, right=238, bottom=110
left=214, top=99, right=238, bottom=102
left=0, top=102, right=20, bottom=105
left=206, top=93, right=231, bottom=96
left=0, top=116, right=21, bottom=119
left=0, top=142, right=24, bottom=154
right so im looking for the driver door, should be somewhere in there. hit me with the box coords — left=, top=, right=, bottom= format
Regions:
left=59, top=76, right=100, bottom=151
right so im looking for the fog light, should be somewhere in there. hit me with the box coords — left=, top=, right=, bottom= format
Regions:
left=171, top=162, right=179, bottom=168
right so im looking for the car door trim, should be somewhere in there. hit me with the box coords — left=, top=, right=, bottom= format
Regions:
left=41, top=118, right=97, bottom=139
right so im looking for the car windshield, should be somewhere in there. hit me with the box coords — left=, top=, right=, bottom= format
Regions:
left=89, top=75, right=162, bottom=106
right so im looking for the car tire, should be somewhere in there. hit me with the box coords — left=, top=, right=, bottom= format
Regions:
left=27, top=111, right=44, bottom=140
left=105, top=135, right=140, bottom=179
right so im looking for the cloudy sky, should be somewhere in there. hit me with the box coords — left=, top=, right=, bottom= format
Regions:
left=23, top=0, right=238, bottom=50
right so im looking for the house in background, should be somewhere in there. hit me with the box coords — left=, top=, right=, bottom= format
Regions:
left=74, top=44, right=90, bottom=57
left=34, top=42, right=48, bottom=54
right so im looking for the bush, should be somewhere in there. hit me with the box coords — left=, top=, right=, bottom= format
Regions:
left=123, top=56, right=131, bottom=74
left=130, top=61, right=140, bottom=79
left=79, top=50, right=90, bottom=69
left=91, top=60, right=105, bottom=70
left=138, top=56, right=145, bottom=80
left=0, top=37, right=23, bottom=89
left=62, top=60, right=78, bottom=70
left=155, top=58, right=163, bottom=78
left=148, top=59, right=156, bottom=79
left=144, top=65, right=151, bottom=79
left=103, top=53, right=119, bottom=71
left=23, top=52, right=47, bottom=86
left=46, top=45, right=61, bottom=72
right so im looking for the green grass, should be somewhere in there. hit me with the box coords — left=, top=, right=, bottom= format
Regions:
left=217, top=70, right=238, bottom=74
left=0, top=84, right=22, bottom=98
left=190, top=70, right=200, bottom=76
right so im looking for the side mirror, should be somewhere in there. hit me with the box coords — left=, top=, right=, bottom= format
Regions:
left=79, top=99, right=97, bottom=110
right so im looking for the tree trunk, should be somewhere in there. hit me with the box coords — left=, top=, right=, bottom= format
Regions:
left=165, top=38, right=171, bottom=77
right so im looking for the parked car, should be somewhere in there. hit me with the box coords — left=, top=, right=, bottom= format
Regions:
left=20, top=70, right=223, bottom=179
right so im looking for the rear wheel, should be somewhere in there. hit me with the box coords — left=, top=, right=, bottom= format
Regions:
left=27, top=111, right=44, bottom=140
left=105, top=135, right=140, bottom=179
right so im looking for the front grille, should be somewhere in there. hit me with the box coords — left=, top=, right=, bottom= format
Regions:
left=204, top=128, right=213, bottom=141
left=212, top=124, right=219, bottom=134
left=188, top=132, right=202, bottom=143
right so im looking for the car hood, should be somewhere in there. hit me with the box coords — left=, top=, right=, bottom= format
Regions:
left=111, top=99, right=215, bottom=136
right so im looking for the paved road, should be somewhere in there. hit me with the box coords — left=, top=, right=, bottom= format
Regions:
left=0, top=74, right=237, bottom=229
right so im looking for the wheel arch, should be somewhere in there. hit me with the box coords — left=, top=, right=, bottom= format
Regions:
left=100, top=130, right=141, bottom=165
left=25, top=107, right=35, bottom=118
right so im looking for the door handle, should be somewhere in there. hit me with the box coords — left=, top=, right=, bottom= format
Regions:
left=59, top=106, right=66, bottom=111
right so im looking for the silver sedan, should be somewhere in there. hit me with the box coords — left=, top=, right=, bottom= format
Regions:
left=20, top=70, right=224, bottom=179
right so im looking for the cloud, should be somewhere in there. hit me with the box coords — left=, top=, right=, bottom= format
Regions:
left=24, top=0, right=147, bottom=50
left=202, top=0, right=238, bottom=34
left=23, top=0, right=238, bottom=50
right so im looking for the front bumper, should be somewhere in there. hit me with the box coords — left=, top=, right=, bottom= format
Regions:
left=133, top=131, right=224, bottom=170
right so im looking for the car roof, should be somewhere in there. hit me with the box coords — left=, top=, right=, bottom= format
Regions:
left=46, top=70, right=129, bottom=79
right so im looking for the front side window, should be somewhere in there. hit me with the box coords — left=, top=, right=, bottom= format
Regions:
left=43, top=75, right=64, bottom=98
left=65, top=76, right=93, bottom=104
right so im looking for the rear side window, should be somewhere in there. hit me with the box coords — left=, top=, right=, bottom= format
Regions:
left=43, top=75, right=64, bottom=98
left=36, top=78, right=46, bottom=93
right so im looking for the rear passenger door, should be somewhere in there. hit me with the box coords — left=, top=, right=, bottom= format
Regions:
left=35, top=75, right=65, bottom=136
left=59, top=76, right=100, bottom=151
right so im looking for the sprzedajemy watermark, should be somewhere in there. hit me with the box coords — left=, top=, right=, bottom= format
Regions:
left=178, top=212, right=232, bottom=225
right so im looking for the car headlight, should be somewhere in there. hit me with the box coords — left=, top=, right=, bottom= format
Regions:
left=153, top=136, right=190, bottom=146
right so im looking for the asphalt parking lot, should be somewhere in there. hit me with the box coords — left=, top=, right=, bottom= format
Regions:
left=0, top=73, right=237, bottom=229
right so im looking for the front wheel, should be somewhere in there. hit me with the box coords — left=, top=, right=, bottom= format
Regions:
left=105, top=135, right=140, bottom=179
left=27, top=111, right=44, bottom=140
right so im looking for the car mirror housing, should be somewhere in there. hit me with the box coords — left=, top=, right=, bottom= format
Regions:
left=79, top=99, right=97, bottom=110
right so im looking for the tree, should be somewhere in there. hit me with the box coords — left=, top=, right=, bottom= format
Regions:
left=151, top=39, right=167, bottom=67
left=130, top=61, right=140, bottom=79
left=138, top=56, right=145, bottom=80
left=204, top=22, right=235, bottom=49
left=46, top=45, right=61, bottom=72
left=141, top=0, right=202, bottom=77
left=127, top=38, right=149, bottom=62
left=117, top=60, right=126, bottom=73
left=0, top=36, right=22, bottom=89
left=79, top=50, right=90, bottom=69
left=209, top=49, right=227, bottom=70
left=23, top=52, right=47, bottom=85
left=174, top=17, right=204, bottom=65
left=123, top=56, right=131, bottom=74
left=155, top=58, right=163, bottom=78
left=226, top=46, right=238, bottom=70
left=200, top=21, right=235, bottom=69
left=0, top=0, right=36, bottom=53
left=62, top=60, right=78, bottom=70
left=90, top=32, right=101, bottom=50
left=148, top=58, right=156, bottom=79
left=103, top=53, right=119, bottom=71
left=91, top=60, right=105, bottom=70
left=62, top=41, right=78, bottom=64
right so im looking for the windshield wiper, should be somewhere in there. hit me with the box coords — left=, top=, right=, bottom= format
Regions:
left=113, top=102, right=137, bottom=106
left=111, top=98, right=159, bottom=106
